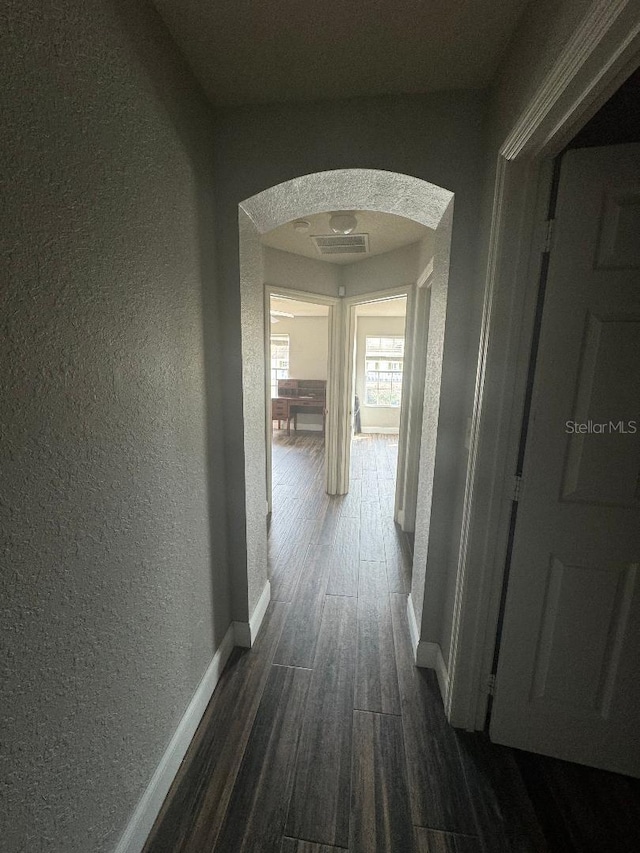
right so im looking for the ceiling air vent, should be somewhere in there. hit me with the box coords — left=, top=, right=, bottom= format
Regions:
left=312, top=233, right=369, bottom=255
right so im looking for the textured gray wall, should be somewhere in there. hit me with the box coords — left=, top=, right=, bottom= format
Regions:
left=237, top=209, right=269, bottom=618
left=0, top=1, right=229, bottom=850
left=342, top=242, right=422, bottom=297
left=213, top=94, right=486, bottom=645
left=264, top=246, right=340, bottom=298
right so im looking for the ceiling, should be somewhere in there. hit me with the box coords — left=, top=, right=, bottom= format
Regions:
left=153, top=0, right=530, bottom=105
left=271, top=295, right=406, bottom=317
left=262, top=210, right=429, bottom=265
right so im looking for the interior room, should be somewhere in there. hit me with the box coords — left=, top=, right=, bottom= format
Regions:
left=261, top=210, right=433, bottom=523
left=269, top=295, right=329, bottom=435
left=349, top=295, right=414, bottom=589
left=265, top=222, right=417, bottom=614
left=353, top=296, right=408, bottom=436
left=268, top=294, right=330, bottom=554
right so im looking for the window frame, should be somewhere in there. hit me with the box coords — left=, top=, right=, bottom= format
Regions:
left=270, top=333, right=290, bottom=398
left=363, top=334, right=405, bottom=408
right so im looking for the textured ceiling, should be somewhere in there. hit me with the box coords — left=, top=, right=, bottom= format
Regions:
left=153, top=0, right=530, bottom=104
left=262, top=209, right=428, bottom=264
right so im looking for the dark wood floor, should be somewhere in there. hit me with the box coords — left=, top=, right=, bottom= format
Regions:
left=144, top=432, right=640, bottom=853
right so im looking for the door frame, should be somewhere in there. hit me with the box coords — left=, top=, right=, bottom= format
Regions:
left=265, top=282, right=426, bottom=532
left=446, top=0, right=640, bottom=729
left=264, top=285, right=338, bottom=513
left=341, top=286, right=414, bottom=527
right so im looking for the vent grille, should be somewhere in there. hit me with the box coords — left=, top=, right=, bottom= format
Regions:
left=312, top=234, right=369, bottom=255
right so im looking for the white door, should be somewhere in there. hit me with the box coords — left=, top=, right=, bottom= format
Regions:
left=490, top=144, right=640, bottom=777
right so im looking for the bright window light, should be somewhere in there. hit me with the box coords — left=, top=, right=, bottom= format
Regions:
left=270, top=334, right=289, bottom=398
left=364, top=335, right=404, bottom=407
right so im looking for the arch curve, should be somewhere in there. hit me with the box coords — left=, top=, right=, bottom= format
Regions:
left=240, top=168, right=454, bottom=233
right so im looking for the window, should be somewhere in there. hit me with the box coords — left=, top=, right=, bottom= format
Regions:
left=270, top=334, right=289, bottom=397
left=364, top=335, right=404, bottom=407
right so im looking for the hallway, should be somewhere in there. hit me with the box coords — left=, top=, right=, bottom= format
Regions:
left=144, top=435, right=640, bottom=853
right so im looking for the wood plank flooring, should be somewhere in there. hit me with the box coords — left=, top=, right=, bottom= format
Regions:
left=144, top=432, right=640, bottom=853
left=285, top=595, right=357, bottom=847
left=350, top=710, right=414, bottom=853
left=214, top=664, right=311, bottom=853
left=355, top=561, right=401, bottom=716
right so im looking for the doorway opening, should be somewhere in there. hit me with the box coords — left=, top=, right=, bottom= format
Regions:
left=267, top=292, right=330, bottom=552
left=237, top=170, right=455, bottom=675
left=261, top=214, right=434, bottom=613
left=264, top=288, right=337, bottom=517
left=349, top=295, right=413, bottom=592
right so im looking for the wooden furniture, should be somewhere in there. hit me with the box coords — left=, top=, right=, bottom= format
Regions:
left=271, top=397, right=290, bottom=431
left=272, top=379, right=327, bottom=435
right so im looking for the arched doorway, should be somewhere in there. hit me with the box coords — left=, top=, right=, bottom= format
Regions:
left=235, top=169, right=455, bottom=658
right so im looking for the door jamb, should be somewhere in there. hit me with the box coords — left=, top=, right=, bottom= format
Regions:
left=341, top=285, right=414, bottom=521
left=445, top=0, right=640, bottom=730
left=264, top=285, right=338, bottom=513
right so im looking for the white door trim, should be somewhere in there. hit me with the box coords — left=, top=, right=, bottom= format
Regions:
left=342, top=284, right=413, bottom=507
left=264, top=285, right=338, bottom=510
left=446, top=0, right=640, bottom=729
left=501, top=0, right=640, bottom=161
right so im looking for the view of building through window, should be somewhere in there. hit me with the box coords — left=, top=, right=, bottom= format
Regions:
left=365, top=335, right=404, bottom=407
left=270, top=334, right=289, bottom=397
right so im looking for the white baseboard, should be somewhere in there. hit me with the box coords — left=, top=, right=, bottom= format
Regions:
left=406, top=595, right=449, bottom=704
left=417, top=641, right=450, bottom=702
left=274, top=423, right=323, bottom=433
left=406, top=594, right=420, bottom=661
left=233, top=580, right=271, bottom=648
left=114, top=624, right=235, bottom=853
left=360, top=427, right=399, bottom=434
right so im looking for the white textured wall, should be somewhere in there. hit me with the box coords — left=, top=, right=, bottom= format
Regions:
left=343, top=242, right=423, bottom=297
left=238, top=209, right=269, bottom=618
left=264, top=246, right=340, bottom=297
left=274, top=317, right=329, bottom=379
left=489, top=0, right=592, bottom=147
left=272, top=316, right=329, bottom=430
left=0, top=1, right=229, bottom=850
left=355, top=315, right=407, bottom=431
